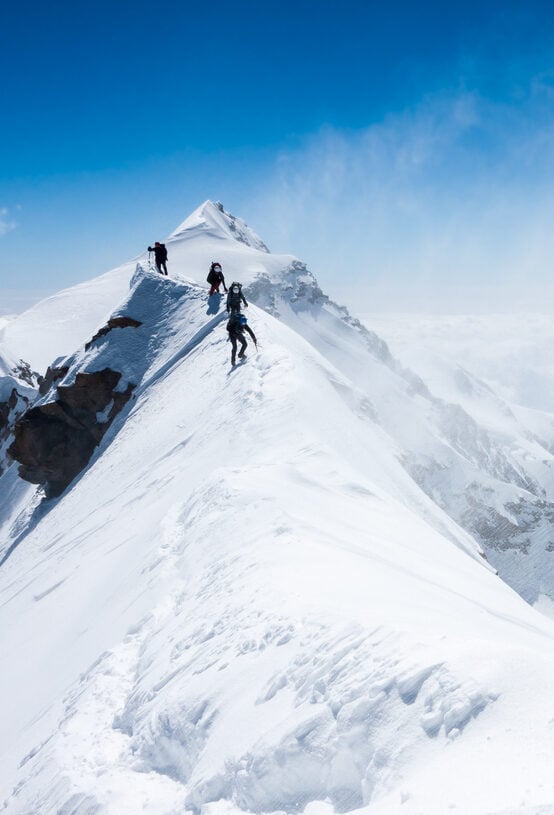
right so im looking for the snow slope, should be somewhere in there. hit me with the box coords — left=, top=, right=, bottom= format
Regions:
left=362, top=314, right=554, bottom=604
left=2, top=204, right=554, bottom=814
left=361, top=313, right=554, bottom=474
left=0, top=263, right=135, bottom=374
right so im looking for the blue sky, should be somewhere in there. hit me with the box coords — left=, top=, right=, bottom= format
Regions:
left=2, top=0, right=554, bottom=314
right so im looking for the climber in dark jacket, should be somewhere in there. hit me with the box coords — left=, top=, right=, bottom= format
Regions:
left=207, top=262, right=228, bottom=295
left=226, top=281, right=248, bottom=313
left=226, top=312, right=257, bottom=365
left=147, top=242, right=168, bottom=275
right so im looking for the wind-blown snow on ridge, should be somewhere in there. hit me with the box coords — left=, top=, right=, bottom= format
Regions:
left=171, top=200, right=270, bottom=253
left=0, top=202, right=269, bottom=373
left=2, top=203, right=554, bottom=814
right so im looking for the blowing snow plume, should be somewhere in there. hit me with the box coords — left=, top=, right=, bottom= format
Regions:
left=1, top=201, right=554, bottom=814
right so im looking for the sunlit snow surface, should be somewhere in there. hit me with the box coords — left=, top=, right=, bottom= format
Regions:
left=1, top=204, right=554, bottom=814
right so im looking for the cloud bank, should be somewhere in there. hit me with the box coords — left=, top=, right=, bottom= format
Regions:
left=0, top=207, right=17, bottom=238
left=251, top=80, right=554, bottom=313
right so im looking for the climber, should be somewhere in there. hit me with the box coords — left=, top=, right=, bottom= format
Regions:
left=207, top=262, right=228, bottom=295
left=227, top=312, right=257, bottom=366
left=226, top=281, right=248, bottom=313
left=147, top=242, right=168, bottom=276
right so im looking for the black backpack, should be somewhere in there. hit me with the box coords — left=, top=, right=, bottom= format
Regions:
left=207, top=263, right=222, bottom=285
left=228, top=282, right=243, bottom=307
left=226, top=313, right=243, bottom=335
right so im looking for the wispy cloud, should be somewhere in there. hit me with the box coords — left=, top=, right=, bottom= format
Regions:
left=251, top=82, right=554, bottom=312
left=0, top=207, right=17, bottom=237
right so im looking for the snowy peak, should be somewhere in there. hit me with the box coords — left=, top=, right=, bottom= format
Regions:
left=5, top=206, right=554, bottom=814
left=170, top=200, right=270, bottom=253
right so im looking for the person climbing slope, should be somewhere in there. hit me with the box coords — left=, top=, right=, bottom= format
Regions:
left=147, top=241, right=168, bottom=275
left=240, top=314, right=257, bottom=346
left=207, top=262, right=228, bottom=295
left=226, top=312, right=257, bottom=366
left=226, top=281, right=248, bottom=313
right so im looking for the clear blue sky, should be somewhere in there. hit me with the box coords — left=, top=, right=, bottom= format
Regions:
left=2, top=0, right=554, bottom=313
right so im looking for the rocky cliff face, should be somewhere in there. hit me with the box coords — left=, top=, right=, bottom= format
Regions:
left=9, top=369, right=134, bottom=497
left=7, top=310, right=144, bottom=497
left=0, top=358, right=40, bottom=477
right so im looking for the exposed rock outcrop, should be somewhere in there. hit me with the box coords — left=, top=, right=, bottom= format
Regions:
left=1, top=387, right=33, bottom=474
left=7, top=306, right=144, bottom=496
left=0, top=358, right=40, bottom=476
left=85, top=316, right=143, bottom=351
left=9, top=368, right=134, bottom=497
left=12, top=360, right=42, bottom=389
left=39, top=364, right=70, bottom=396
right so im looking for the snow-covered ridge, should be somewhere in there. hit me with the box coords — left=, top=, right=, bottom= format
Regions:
left=0, top=315, right=15, bottom=331
left=5, top=201, right=554, bottom=600
left=171, top=200, right=270, bottom=253
left=2, top=203, right=554, bottom=814
left=7, top=268, right=231, bottom=497
left=243, top=261, right=554, bottom=604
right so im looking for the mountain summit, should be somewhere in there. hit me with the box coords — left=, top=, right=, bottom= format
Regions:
left=170, top=199, right=270, bottom=253
left=1, top=204, right=554, bottom=814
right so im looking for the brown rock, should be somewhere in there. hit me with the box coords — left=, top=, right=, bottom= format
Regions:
left=85, top=317, right=142, bottom=351
left=0, top=387, right=33, bottom=476
left=39, top=365, right=69, bottom=396
left=9, top=368, right=135, bottom=497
